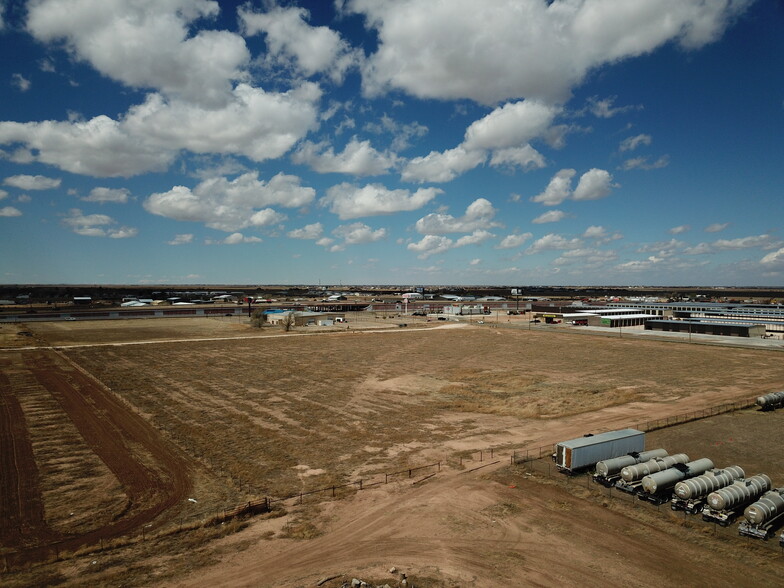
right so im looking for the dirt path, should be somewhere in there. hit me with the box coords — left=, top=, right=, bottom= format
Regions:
left=2, top=350, right=194, bottom=565
left=0, top=371, right=57, bottom=550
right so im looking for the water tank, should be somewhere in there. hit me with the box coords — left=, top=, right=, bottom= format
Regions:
left=595, top=449, right=669, bottom=478
left=707, top=475, right=772, bottom=511
left=674, top=466, right=745, bottom=500
left=641, top=458, right=714, bottom=494
left=743, top=489, right=784, bottom=525
left=756, top=390, right=784, bottom=410
left=620, top=454, right=689, bottom=482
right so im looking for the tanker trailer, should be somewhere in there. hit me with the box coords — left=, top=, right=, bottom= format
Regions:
left=554, top=429, right=644, bottom=473
left=615, top=453, right=689, bottom=494
left=639, top=458, right=714, bottom=504
left=756, top=390, right=784, bottom=411
left=738, top=488, right=784, bottom=540
left=671, top=466, right=745, bottom=513
left=593, top=448, right=669, bottom=487
left=703, top=474, right=772, bottom=526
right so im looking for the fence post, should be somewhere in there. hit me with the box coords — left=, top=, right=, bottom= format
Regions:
left=438, top=461, right=441, bottom=472
left=490, top=448, right=494, bottom=459
left=385, top=473, right=388, bottom=484
left=332, top=486, right=335, bottom=497
left=480, top=450, right=483, bottom=462
left=359, top=480, right=363, bottom=490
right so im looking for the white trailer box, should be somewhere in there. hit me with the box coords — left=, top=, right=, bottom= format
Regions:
left=555, top=429, right=644, bottom=472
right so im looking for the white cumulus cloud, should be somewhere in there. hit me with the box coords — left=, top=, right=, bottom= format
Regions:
left=0, top=206, right=22, bottom=217
left=240, top=3, right=359, bottom=83
left=0, top=83, right=321, bottom=178
left=81, top=187, right=130, bottom=203
left=407, top=235, right=453, bottom=259
left=206, top=232, right=262, bottom=245
left=402, top=99, right=557, bottom=183
left=348, top=0, right=750, bottom=104
left=144, top=171, right=310, bottom=232
left=530, top=169, right=576, bottom=206
left=292, top=137, right=397, bottom=176
left=496, top=232, right=533, bottom=250
left=415, top=198, right=499, bottom=234
left=532, top=210, right=567, bottom=224
left=3, top=174, right=61, bottom=190
left=572, top=168, right=616, bottom=201
left=760, top=247, right=784, bottom=268
left=287, top=222, right=323, bottom=240
left=167, top=233, right=194, bottom=245
left=326, top=222, right=388, bottom=251
left=619, top=134, right=652, bottom=152
left=27, top=0, right=248, bottom=107
left=526, top=233, right=582, bottom=254
left=322, top=183, right=441, bottom=219
left=402, top=146, right=487, bottom=184
left=61, top=208, right=137, bottom=238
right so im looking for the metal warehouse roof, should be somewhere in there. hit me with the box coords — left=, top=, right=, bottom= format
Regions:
left=600, top=313, right=659, bottom=319
left=649, top=319, right=764, bottom=327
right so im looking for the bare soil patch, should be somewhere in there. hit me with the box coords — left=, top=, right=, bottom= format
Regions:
left=1, top=321, right=782, bottom=586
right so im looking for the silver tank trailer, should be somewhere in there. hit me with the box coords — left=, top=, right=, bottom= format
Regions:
left=674, top=466, right=745, bottom=500
left=595, top=449, right=669, bottom=478
left=641, top=458, right=714, bottom=494
left=756, top=390, right=784, bottom=410
left=707, top=474, right=772, bottom=511
left=743, top=489, right=784, bottom=525
left=620, top=453, right=689, bottom=482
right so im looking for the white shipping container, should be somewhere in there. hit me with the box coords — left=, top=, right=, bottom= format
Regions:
left=555, top=429, right=644, bottom=472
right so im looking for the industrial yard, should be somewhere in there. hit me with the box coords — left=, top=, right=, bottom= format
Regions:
left=2, top=317, right=784, bottom=586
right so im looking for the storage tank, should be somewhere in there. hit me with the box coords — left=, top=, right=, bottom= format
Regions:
left=707, top=475, right=772, bottom=511
left=743, top=489, right=784, bottom=525
left=756, top=390, right=784, bottom=411
left=595, top=449, right=669, bottom=478
left=620, top=454, right=689, bottom=482
left=674, top=466, right=745, bottom=500
left=641, top=458, right=714, bottom=494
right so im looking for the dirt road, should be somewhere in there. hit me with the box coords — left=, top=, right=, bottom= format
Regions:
left=175, top=465, right=781, bottom=588
left=0, top=349, right=193, bottom=564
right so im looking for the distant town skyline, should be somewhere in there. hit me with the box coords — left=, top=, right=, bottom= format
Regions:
left=1, top=1, right=783, bottom=286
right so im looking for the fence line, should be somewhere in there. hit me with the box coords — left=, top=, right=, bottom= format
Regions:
left=4, top=395, right=760, bottom=569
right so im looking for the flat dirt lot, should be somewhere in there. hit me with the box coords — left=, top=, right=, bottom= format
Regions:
left=1, top=318, right=783, bottom=586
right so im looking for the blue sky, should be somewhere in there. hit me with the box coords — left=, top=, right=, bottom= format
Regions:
left=1, top=0, right=782, bottom=286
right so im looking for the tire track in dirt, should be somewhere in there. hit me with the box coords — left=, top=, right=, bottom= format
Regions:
left=6, top=350, right=194, bottom=564
left=0, top=371, right=59, bottom=550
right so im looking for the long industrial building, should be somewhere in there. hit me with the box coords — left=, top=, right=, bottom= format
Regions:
left=607, top=301, right=783, bottom=336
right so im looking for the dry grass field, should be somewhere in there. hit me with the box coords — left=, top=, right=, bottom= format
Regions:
left=1, top=318, right=783, bottom=586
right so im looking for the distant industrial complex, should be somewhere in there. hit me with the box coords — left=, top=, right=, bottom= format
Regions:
left=2, top=284, right=782, bottom=340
